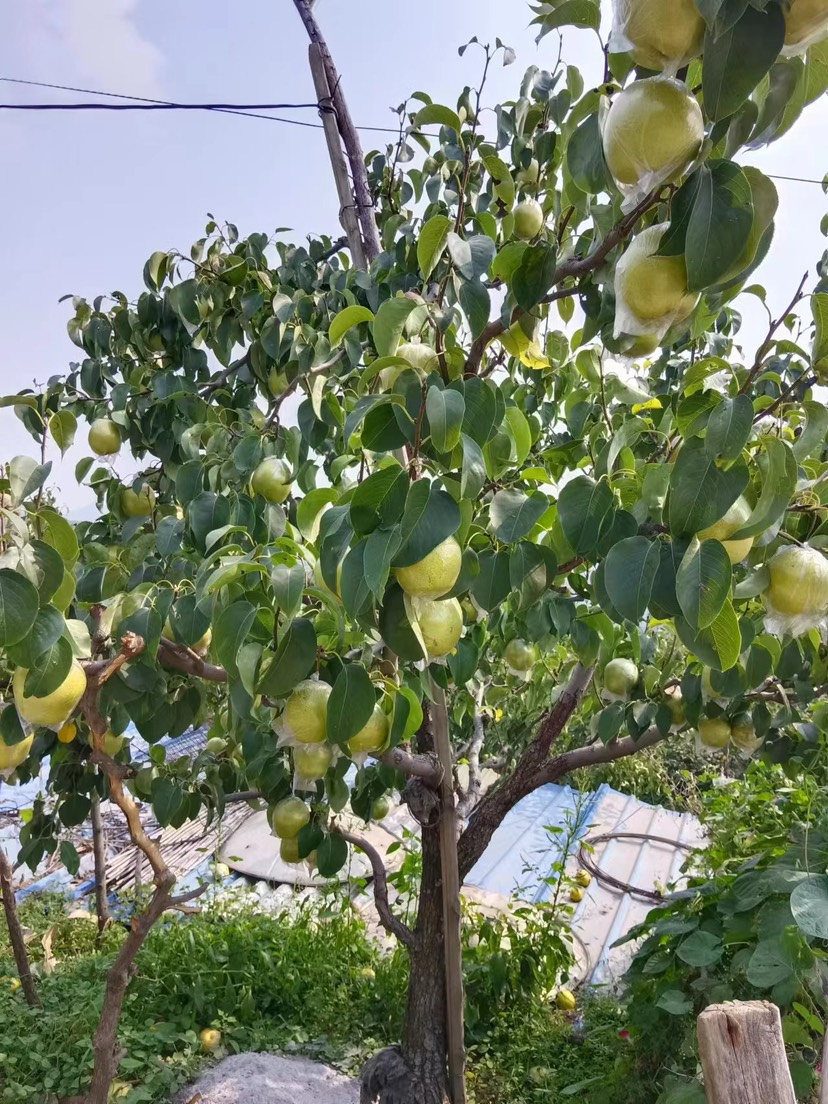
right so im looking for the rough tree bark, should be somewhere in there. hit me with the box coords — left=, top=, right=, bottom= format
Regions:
left=0, top=843, right=39, bottom=1006
left=361, top=707, right=451, bottom=1104
left=77, top=634, right=202, bottom=1104
left=90, top=789, right=109, bottom=941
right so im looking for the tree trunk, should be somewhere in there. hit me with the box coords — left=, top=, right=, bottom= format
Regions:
left=0, top=844, right=39, bottom=1007
left=403, top=824, right=450, bottom=1104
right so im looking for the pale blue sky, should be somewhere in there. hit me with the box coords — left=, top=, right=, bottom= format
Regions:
left=1, top=0, right=825, bottom=511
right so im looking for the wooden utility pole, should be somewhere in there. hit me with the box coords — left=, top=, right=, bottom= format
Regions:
left=291, top=0, right=381, bottom=265
left=697, top=1001, right=796, bottom=1104
left=307, top=43, right=367, bottom=270
left=431, top=681, right=467, bottom=1104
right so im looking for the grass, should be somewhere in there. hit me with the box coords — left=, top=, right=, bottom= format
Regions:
left=0, top=888, right=635, bottom=1104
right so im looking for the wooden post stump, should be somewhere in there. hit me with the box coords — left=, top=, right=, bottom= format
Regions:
left=697, top=1000, right=796, bottom=1104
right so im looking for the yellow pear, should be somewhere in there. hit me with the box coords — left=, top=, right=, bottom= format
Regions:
left=612, top=0, right=704, bottom=71
left=615, top=224, right=699, bottom=326
left=602, top=78, right=703, bottom=189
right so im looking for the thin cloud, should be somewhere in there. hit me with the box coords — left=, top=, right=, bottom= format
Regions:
left=2, top=0, right=164, bottom=98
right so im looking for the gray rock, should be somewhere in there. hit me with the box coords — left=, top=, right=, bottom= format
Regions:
left=172, top=1052, right=359, bottom=1104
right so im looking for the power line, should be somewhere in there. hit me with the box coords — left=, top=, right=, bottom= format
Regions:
left=1, top=102, right=321, bottom=111
left=0, top=75, right=403, bottom=133
left=1, top=78, right=825, bottom=179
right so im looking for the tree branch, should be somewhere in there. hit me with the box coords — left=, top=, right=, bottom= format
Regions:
left=157, top=637, right=228, bottom=683
left=335, top=827, right=416, bottom=947
left=463, top=189, right=662, bottom=376
left=262, top=349, right=346, bottom=432
left=379, top=745, right=442, bottom=787
left=457, top=664, right=593, bottom=881
left=82, top=634, right=178, bottom=1104
left=198, top=352, right=250, bottom=398
left=457, top=685, right=486, bottom=819
left=738, top=271, right=809, bottom=395
left=0, top=844, right=39, bottom=1006
left=540, top=725, right=668, bottom=784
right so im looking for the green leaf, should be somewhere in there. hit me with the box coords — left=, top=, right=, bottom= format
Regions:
left=329, top=305, right=375, bottom=347
left=60, top=840, right=80, bottom=876
left=151, top=778, right=184, bottom=827
left=389, top=686, right=423, bottom=748
left=364, top=527, right=403, bottom=597
left=327, top=664, right=376, bottom=747
left=317, top=833, right=349, bottom=878
left=0, top=568, right=39, bottom=647
left=668, top=440, right=749, bottom=537
left=447, top=234, right=496, bottom=281
left=156, top=516, right=184, bottom=556
left=655, top=991, right=694, bottom=1016
left=729, top=438, right=797, bottom=539
left=532, top=0, right=601, bottom=35
left=746, top=935, right=798, bottom=988
left=790, top=876, right=828, bottom=940
left=709, top=598, right=742, bottom=671
left=49, top=410, right=77, bottom=456
left=504, top=407, right=532, bottom=466
left=0, top=706, right=26, bottom=746
left=793, top=400, right=828, bottom=460
left=458, top=278, right=491, bottom=340
left=340, top=541, right=375, bottom=617
left=447, top=637, right=480, bottom=686
left=7, top=605, right=65, bottom=668
left=413, top=103, right=462, bottom=132
left=491, top=242, right=528, bottom=284
left=558, top=476, right=615, bottom=556
left=603, top=537, right=661, bottom=622
left=597, top=702, right=625, bottom=744
left=37, top=509, right=79, bottom=565
left=490, top=489, right=548, bottom=543
left=378, top=584, right=427, bottom=662
left=482, top=155, right=516, bottom=210
left=705, top=394, right=753, bottom=461
left=296, top=488, right=339, bottom=542
left=350, top=464, right=408, bottom=536
left=372, top=298, right=418, bottom=358
left=703, top=2, right=786, bottom=121
left=393, top=481, right=461, bottom=568
left=676, top=539, right=732, bottom=630
left=811, top=292, right=828, bottom=375
left=567, top=113, right=608, bottom=195
left=418, top=214, right=453, bottom=280
left=471, top=550, right=512, bottom=611
left=27, top=540, right=64, bottom=603
left=213, top=601, right=257, bottom=674
left=188, top=492, right=231, bottom=549
left=426, top=386, right=465, bottom=453
left=677, top=930, right=724, bottom=967
left=270, top=563, right=306, bottom=619
left=460, top=434, right=486, bottom=500
left=461, top=378, right=501, bottom=446
left=684, top=162, right=754, bottom=291
left=9, top=455, right=51, bottom=507
left=256, top=617, right=317, bottom=698
left=512, top=241, right=558, bottom=312
left=23, top=636, right=73, bottom=699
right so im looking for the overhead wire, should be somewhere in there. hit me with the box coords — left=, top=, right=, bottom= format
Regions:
left=0, top=75, right=403, bottom=133
left=1, top=76, right=825, bottom=182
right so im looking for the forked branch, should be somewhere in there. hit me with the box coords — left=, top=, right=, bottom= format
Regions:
left=335, top=827, right=416, bottom=947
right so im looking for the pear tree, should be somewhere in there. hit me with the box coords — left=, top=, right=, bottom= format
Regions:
left=1, top=1, right=828, bottom=1102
